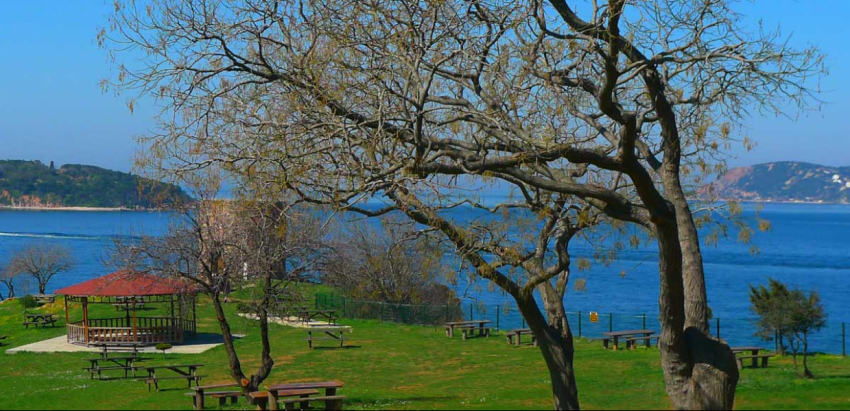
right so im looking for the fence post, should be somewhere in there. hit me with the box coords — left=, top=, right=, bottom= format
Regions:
left=342, top=297, right=346, bottom=318
left=380, top=302, right=385, bottom=323
left=642, top=314, right=647, bottom=330
left=716, top=318, right=720, bottom=340
left=496, top=305, right=501, bottom=331
left=609, top=313, right=613, bottom=333
left=843, top=322, right=846, bottom=357
left=578, top=311, right=582, bottom=338
left=469, top=304, right=474, bottom=322
left=315, top=294, right=319, bottom=310
left=522, top=318, right=526, bottom=329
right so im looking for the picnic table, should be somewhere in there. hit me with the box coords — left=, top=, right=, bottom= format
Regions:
left=188, top=383, right=242, bottom=410
left=265, top=381, right=344, bottom=411
left=95, top=343, right=140, bottom=359
left=307, top=328, right=351, bottom=349
left=140, top=364, right=206, bottom=391
left=601, top=329, right=656, bottom=351
left=506, top=329, right=537, bottom=346
left=23, top=313, right=57, bottom=329
left=34, top=294, right=56, bottom=304
left=445, top=321, right=492, bottom=339
left=731, top=346, right=774, bottom=369
left=295, top=310, right=338, bottom=325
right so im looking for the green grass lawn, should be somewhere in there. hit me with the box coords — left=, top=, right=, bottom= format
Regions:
left=0, top=295, right=847, bottom=410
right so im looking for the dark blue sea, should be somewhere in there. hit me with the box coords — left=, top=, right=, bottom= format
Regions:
left=0, top=204, right=847, bottom=354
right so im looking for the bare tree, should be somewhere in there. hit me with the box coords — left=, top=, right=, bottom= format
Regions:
left=0, top=263, right=14, bottom=300
left=323, top=217, right=457, bottom=305
left=111, top=185, right=327, bottom=394
left=103, top=0, right=824, bottom=409
left=8, top=244, right=73, bottom=295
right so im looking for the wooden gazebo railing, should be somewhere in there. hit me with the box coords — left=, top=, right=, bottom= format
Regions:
left=66, top=316, right=197, bottom=346
left=57, top=271, right=198, bottom=347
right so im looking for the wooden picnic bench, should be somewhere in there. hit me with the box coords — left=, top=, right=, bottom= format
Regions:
left=307, top=328, right=351, bottom=349
left=625, top=335, right=659, bottom=349
left=95, top=343, right=140, bottom=359
left=445, top=321, right=491, bottom=339
left=34, top=294, right=56, bottom=304
left=601, top=330, right=656, bottom=351
left=250, top=389, right=320, bottom=411
left=140, top=364, right=206, bottom=391
left=732, top=347, right=774, bottom=369
left=23, top=313, right=57, bottom=329
left=506, top=329, right=537, bottom=346
left=187, top=383, right=244, bottom=410
left=295, top=310, right=338, bottom=325
left=83, top=365, right=138, bottom=380
left=265, top=381, right=344, bottom=411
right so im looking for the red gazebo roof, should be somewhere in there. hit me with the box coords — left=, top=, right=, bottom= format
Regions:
left=56, top=271, right=192, bottom=297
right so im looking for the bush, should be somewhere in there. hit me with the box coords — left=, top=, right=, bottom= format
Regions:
left=19, top=295, right=38, bottom=310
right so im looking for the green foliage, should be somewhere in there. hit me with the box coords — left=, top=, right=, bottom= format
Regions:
left=18, top=295, right=38, bottom=311
left=750, top=278, right=828, bottom=378
left=155, top=343, right=173, bottom=359
left=0, top=160, right=191, bottom=209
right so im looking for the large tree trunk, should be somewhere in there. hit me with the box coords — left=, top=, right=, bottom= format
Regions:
left=516, top=291, right=580, bottom=410
left=655, top=219, right=738, bottom=410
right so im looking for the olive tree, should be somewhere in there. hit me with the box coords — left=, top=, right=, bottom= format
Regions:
left=103, top=0, right=824, bottom=409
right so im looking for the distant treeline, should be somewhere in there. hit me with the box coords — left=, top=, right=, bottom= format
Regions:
left=0, top=160, right=191, bottom=209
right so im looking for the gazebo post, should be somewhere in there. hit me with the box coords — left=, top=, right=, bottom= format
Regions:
left=64, top=297, right=70, bottom=343
left=82, top=297, right=89, bottom=345
left=132, top=306, right=138, bottom=343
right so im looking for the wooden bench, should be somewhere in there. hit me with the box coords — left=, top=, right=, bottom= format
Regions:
left=83, top=365, right=138, bottom=380
left=456, top=325, right=490, bottom=340
left=279, top=395, right=345, bottom=410
left=737, top=354, right=775, bottom=370
left=249, top=389, right=320, bottom=411
left=626, top=335, right=659, bottom=349
left=307, top=329, right=351, bottom=349
left=506, top=329, right=537, bottom=346
left=144, top=375, right=207, bottom=391
left=23, top=318, right=56, bottom=329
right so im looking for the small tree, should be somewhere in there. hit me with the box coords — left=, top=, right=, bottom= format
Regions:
left=750, top=279, right=827, bottom=378
left=8, top=244, right=74, bottom=295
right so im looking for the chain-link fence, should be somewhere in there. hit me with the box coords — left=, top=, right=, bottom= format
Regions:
left=315, top=293, right=848, bottom=356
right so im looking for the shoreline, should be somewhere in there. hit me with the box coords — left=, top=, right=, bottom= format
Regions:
left=0, top=206, right=142, bottom=212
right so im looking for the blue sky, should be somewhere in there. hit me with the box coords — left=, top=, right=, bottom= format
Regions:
left=0, top=1, right=848, bottom=173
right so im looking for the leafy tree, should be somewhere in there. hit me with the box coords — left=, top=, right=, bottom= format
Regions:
left=750, top=279, right=827, bottom=378
left=8, top=244, right=74, bottom=295
left=103, top=0, right=825, bottom=409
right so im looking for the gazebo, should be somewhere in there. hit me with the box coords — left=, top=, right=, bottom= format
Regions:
left=56, top=271, right=197, bottom=347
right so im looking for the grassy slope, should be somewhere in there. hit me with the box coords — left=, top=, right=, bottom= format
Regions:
left=0, top=296, right=848, bottom=410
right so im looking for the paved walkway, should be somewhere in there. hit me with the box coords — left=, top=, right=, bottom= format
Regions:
left=5, top=333, right=237, bottom=355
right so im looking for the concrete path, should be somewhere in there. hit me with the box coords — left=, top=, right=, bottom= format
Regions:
left=5, top=333, right=237, bottom=355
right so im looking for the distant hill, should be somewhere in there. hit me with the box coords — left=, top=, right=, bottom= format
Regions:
left=704, top=162, right=850, bottom=204
left=0, top=160, right=191, bottom=209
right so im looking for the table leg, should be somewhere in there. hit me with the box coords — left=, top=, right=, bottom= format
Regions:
left=613, top=336, right=619, bottom=351
left=196, top=389, right=205, bottom=410
left=645, top=334, right=651, bottom=349
left=751, top=351, right=759, bottom=369
left=269, top=390, right=280, bottom=411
